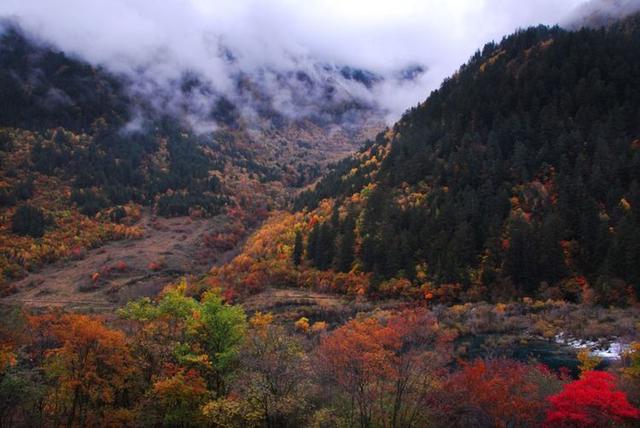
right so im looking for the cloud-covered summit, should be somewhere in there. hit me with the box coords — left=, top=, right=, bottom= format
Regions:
left=1, top=0, right=633, bottom=125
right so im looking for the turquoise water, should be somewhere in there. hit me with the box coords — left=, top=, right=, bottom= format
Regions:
left=455, top=334, right=610, bottom=376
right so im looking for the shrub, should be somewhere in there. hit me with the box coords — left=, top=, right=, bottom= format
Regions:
left=12, top=178, right=34, bottom=200
left=71, top=189, right=109, bottom=217
left=11, top=205, right=47, bottom=237
left=109, top=206, right=127, bottom=223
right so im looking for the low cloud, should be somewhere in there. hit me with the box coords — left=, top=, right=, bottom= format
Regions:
left=563, top=0, right=640, bottom=28
left=1, top=0, right=616, bottom=124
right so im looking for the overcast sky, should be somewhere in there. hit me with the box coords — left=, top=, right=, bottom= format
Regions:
left=0, top=0, right=631, bottom=120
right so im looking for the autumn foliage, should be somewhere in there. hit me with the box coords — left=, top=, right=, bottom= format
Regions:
left=28, top=313, right=135, bottom=427
left=442, top=359, right=562, bottom=427
left=544, top=370, right=640, bottom=427
left=3, top=295, right=640, bottom=427
left=317, top=308, right=453, bottom=427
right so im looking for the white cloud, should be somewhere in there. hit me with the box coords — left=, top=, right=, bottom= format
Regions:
left=1, top=0, right=597, bottom=121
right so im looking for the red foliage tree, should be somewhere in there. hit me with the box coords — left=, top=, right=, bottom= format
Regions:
left=442, top=359, right=562, bottom=427
left=384, top=308, right=454, bottom=427
left=544, top=370, right=640, bottom=427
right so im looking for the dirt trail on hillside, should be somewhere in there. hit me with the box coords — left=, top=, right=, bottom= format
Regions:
left=2, top=213, right=231, bottom=310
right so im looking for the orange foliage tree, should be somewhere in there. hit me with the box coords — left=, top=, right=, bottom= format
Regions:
left=317, top=317, right=398, bottom=427
left=316, top=308, right=453, bottom=427
left=384, top=308, right=454, bottom=427
left=29, top=313, right=135, bottom=427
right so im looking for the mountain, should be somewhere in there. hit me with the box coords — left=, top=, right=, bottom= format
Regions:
left=0, top=23, right=390, bottom=300
left=261, top=13, right=640, bottom=305
left=2, top=7, right=640, bottom=428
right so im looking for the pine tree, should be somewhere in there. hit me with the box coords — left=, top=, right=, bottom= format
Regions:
left=307, top=224, right=319, bottom=265
left=335, top=213, right=356, bottom=272
left=292, top=230, right=303, bottom=266
left=11, top=204, right=47, bottom=237
left=504, top=218, right=540, bottom=294
left=315, top=222, right=336, bottom=270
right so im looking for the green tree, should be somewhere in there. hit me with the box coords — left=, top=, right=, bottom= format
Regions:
left=315, top=222, right=336, bottom=270
left=120, top=282, right=247, bottom=398
left=504, top=218, right=540, bottom=294
left=188, top=291, right=247, bottom=396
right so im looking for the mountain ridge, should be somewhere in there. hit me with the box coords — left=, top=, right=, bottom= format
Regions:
left=256, top=12, right=640, bottom=305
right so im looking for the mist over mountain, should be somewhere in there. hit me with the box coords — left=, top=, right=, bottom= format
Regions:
left=0, top=0, right=601, bottom=129
left=565, top=0, right=640, bottom=28
left=0, top=19, right=392, bottom=136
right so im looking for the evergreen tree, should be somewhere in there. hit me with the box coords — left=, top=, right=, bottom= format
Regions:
left=503, top=218, right=540, bottom=294
left=306, top=224, right=320, bottom=265
left=292, top=230, right=303, bottom=266
left=293, top=16, right=640, bottom=302
left=11, top=205, right=47, bottom=237
left=335, top=212, right=356, bottom=272
left=315, top=222, right=336, bottom=270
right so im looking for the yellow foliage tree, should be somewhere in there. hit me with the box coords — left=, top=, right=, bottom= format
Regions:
left=577, top=349, right=602, bottom=376
left=295, top=317, right=310, bottom=333
left=622, top=342, right=640, bottom=380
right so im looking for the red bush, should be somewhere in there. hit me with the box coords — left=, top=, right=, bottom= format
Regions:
left=544, top=371, right=640, bottom=427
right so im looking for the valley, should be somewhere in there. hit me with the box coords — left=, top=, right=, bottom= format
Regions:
left=1, top=2, right=640, bottom=427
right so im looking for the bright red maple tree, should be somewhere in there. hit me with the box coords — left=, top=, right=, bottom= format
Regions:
left=544, top=370, right=640, bottom=427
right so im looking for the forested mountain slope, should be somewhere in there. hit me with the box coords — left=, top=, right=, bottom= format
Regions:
left=290, top=14, right=640, bottom=304
left=2, top=7, right=640, bottom=428
left=0, top=23, right=383, bottom=299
